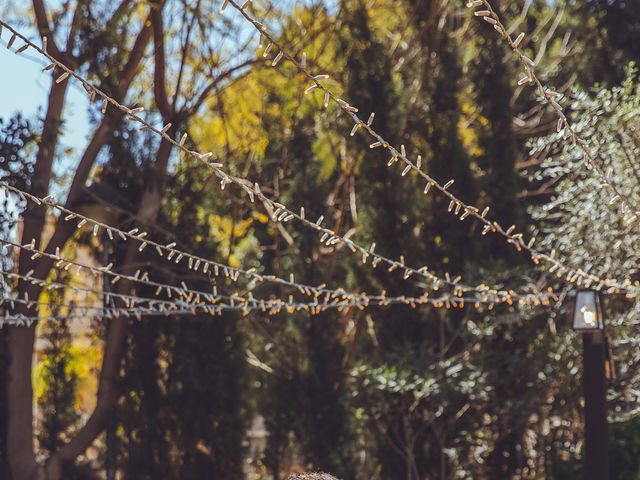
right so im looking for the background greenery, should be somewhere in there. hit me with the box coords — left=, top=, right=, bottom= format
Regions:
left=1, top=0, right=639, bottom=478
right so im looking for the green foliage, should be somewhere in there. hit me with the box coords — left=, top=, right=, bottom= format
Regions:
left=5, top=1, right=640, bottom=478
left=470, top=17, right=520, bottom=261
left=36, top=315, right=80, bottom=459
left=610, top=418, right=640, bottom=480
left=107, top=151, right=249, bottom=479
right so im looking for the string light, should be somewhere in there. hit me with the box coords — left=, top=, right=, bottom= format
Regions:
left=1, top=215, right=506, bottom=314
left=1, top=237, right=372, bottom=309
left=0, top=288, right=525, bottom=328
left=218, top=2, right=637, bottom=295
left=0, top=272, right=326, bottom=326
left=1, top=268, right=210, bottom=313
left=2, top=265, right=541, bottom=329
left=2, top=260, right=556, bottom=327
left=468, top=0, right=640, bottom=225
left=4, top=237, right=546, bottom=327
left=0, top=237, right=265, bottom=307
left=2, top=21, right=622, bottom=306
left=0, top=297, right=202, bottom=327
left=1, top=181, right=482, bottom=306
left=0, top=20, right=545, bottom=306
left=0, top=180, right=558, bottom=308
left=1, top=312, right=179, bottom=328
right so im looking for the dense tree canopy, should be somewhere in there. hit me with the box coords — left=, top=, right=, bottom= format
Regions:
left=1, top=1, right=639, bottom=479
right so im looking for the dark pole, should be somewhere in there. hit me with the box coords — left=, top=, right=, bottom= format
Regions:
left=582, top=331, right=609, bottom=480
left=102, top=232, right=116, bottom=480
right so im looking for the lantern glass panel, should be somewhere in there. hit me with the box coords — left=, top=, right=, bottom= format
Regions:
left=573, top=290, right=602, bottom=331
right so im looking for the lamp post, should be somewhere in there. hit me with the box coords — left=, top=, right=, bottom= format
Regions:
left=571, top=289, right=609, bottom=480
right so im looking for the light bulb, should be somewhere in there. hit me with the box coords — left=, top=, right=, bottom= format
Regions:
left=581, top=305, right=596, bottom=326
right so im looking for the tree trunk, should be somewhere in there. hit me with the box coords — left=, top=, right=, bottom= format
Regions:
left=7, top=10, right=152, bottom=477
left=46, top=136, right=174, bottom=477
left=7, top=75, right=68, bottom=480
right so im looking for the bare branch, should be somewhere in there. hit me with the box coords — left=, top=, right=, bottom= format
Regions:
left=150, top=0, right=173, bottom=118
left=32, top=0, right=62, bottom=59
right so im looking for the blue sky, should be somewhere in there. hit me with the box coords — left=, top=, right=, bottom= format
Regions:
left=0, top=0, right=336, bottom=184
left=0, top=30, right=90, bottom=156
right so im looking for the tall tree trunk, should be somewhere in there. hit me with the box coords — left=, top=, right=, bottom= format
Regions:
left=47, top=135, right=174, bottom=478
left=7, top=76, right=68, bottom=480
left=7, top=8, right=152, bottom=477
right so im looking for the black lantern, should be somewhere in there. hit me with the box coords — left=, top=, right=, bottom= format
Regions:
left=571, top=289, right=605, bottom=331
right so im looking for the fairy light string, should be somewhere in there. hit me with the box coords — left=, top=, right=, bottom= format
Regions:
left=0, top=180, right=555, bottom=308
left=4, top=238, right=534, bottom=323
left=1, top=220, right=484, bottom=313
left=0, top=20, right=544, bottom=306
left=0, top=237, right=247, bottom=308
left=0, top=266, right=528, bottom=328
left=1, top=258, right=556, bottom=326
left=219, top=0, right=638, bottom=295
left=0, top=290, right=509, bottom=328
left=0, top=267, right=310, bottom=320
left=1, top=268, right=214, bottom=313
left=1, top=19, right=629, bottom=311
left=1, top=182, right=498, bottom=305
left=0, top=181, right=375, bottom=303
left=468, top=0, right=640, bottom=226
left=0, top=237, right=384, bottom=311
left=0, top=296, right=205, bottom=327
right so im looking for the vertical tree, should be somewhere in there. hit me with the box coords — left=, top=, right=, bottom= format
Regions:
left=6, top=2, right=153, bottom=476
left=470, top=17, right=520, bottom=261
left=279, top=122, right=354, bottom=477
left=341, top=1, right=474, bottom=477
left=37, top=314, right=80, bottom=469
left=113, top=156, right=248, bottom=479
left=5, top=1, right=255, bottom=476
left=0, top=113, right=36, bottom=477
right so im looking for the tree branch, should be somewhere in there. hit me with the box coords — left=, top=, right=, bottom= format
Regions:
left=36, top=15, right=154, bottom=281
left=172, top=0, right=201, bottom=109
left=150, top=1, right=173, bottom=118
left=53, top=133, right=175, bottom=466
left=117, top=16, right=153, bottom=99
left=32, top=0, right=62, bottom=59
